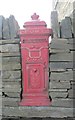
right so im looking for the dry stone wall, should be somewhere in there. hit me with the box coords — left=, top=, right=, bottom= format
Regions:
left=49, top=38, right=74, bottom=110
left=51, top=11, right=59, bottom=38
left=1, top=39, right=21, bottom=118
left=1, top=38, right=74, bottom=119
left=0, top=15, right=19, bottom=40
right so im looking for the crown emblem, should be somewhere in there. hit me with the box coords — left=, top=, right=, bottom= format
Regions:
left=31, top=13, right=39, bottom=20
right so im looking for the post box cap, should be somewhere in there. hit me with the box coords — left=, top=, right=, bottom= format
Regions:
left=23, top=13, right=47, bottom=28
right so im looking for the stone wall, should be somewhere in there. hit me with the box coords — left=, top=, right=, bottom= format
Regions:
left=0, top=15, right=19, bottom=40
left=51, top=11, right=59, bottom=38
left=1, top=37, right=74, bottom=119
left=51, top=11, right=74, bottom=38
left=1, top=39, right=21, bottom=119
left=52, top=1, right=75, bottom=38
left=49, top=38, right=74, bottom=110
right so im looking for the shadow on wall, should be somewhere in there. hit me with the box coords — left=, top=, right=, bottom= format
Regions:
left=0, top=15, right=20, bottom=40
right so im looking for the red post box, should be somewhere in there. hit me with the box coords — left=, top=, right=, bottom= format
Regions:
left=19, top=13, right=52, bottom=106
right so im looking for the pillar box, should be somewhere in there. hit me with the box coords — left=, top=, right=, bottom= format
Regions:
left=19, top=13, right=52, bottom=106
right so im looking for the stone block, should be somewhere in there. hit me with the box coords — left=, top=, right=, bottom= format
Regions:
left=2, top=107, right=73, bottom=118
left=60, top=17, right=72, bottom=39
left=51, top=11, right=59, bottom=37
left=2, top=57, right=20, bottom=64
left=51, top=98, right=73, bottom=108
left=68, top=89, right=74, bottom=98
left=2, top=63, right=21, bottom=70
left=50, top=48, right=70, bottom=54
left=49, top=89, right=67, bottom=92
left=50, top=71, right=73, bottom=81
left=1, top=52, right=20, bottom=57
left=2, top=92, right=20, bottom=98
left=67, top=38, right=75, bottom=44
left=50, top=52, right=73, bottom=62
left=2, top=82, right=21, bottom=92
left=50, top=62, right=73, bottom=71
left=49, top=81, right=70, bottom=89
left=49, top=68, right=66, bottom=72
left=3, top=81, right=21, bottom=86
left=50, top=39, right=73, bottom=50
left=0, top=39, right=20, bottom=45
left=2, top=70, right=21, bottom=79
left=3, top=78, right=21, bottom=82
left=49, top=91, right=68, bottom=98
left=2, top=17, right=10, bottom=39
left=2, top=98, right=20, bottom=107
left=8, top=15, right=20, bottom=39
left=1, top=44, right=20, bottom=53
left=0, top=16, right=3, bottom=39
left=50, top=42, right=70, bottom=50
left=50, top=38, right=68, bottom=44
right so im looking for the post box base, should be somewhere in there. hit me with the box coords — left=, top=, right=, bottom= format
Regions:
left=19, top=97, right=51, bottom=106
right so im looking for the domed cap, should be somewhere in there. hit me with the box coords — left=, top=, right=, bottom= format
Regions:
left=23, top=13, right=47, bottom=28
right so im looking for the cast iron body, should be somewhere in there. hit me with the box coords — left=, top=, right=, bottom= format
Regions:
left=19, top=13, right=52, bottom=106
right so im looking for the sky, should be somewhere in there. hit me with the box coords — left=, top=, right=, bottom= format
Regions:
left=0, top=0, right=53, bottom=28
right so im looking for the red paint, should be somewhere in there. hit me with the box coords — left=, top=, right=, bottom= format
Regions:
left=19, top=13, right=52, bottom=106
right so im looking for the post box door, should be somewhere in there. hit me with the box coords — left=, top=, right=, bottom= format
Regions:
left=25, top=63, right=45, bottom=93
